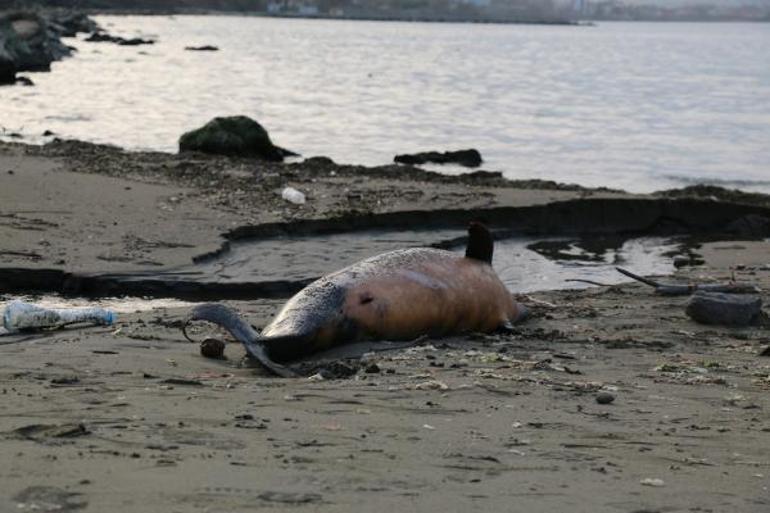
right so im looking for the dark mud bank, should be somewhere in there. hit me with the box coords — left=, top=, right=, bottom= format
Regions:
left=1, top=197, right=768, bottom=300
left=219, top=196, right=770, bottom=242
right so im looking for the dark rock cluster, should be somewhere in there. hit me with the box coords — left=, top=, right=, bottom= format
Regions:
left=85, top=31, right=154, bottom=46
left=185, top=45, right=219, bottom=51
left=394, top=148, right=483, bottom=168
left=0, top=10, right=98, bottom=85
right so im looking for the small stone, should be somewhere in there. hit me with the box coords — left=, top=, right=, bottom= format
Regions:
left=673, top=255, right=689, bottom=268
left=200, top=338, right=225, bottom=359
left=50, top=376, right=80, bottom=385
left=596, top=392, right=615, bottom=405
left=364, top=363, right=381, bottom=374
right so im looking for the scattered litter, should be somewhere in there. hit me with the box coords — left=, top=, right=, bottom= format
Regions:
left=423, top=424, right=436, bottom=430
left=281, top=186, right=306, bottom=205
left=2, top=300, right=116, bottom=333
left=412, top=379, right=449, bottom=391
left=640, top=478, right=665, bottom=487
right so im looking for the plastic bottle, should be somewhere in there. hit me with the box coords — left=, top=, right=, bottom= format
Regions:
left=2, top=300, right=117, bottom=333
left=281, top=186, right=306, bottom=205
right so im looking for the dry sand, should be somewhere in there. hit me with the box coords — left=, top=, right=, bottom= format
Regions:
left=0, top=140, right=769, bottom=512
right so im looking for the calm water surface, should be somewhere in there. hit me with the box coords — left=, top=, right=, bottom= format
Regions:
left=1, top=17, right=769, bottom=193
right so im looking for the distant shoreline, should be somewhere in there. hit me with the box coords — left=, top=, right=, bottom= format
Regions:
left=67, top=10, right=769, bottom=24
left=72, top=10, right=581, bottom=26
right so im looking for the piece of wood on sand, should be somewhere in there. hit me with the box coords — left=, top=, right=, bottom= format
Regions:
left=615, top=267, right=760, bottom=296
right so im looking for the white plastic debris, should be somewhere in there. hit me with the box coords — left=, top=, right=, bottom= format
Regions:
left=2, top=300, right=116, bottom=333
left=281, top=186, right=306, bottom=205
left=640, top=478, right=665, bottom=487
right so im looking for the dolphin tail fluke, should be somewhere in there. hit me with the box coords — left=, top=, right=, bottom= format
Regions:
left=183, top=303, right=298, bottom=378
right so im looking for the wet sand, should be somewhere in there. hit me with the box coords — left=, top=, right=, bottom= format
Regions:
left=0, top=140, right=769, bottom=512
left=0, top=139, right=627, bottom=273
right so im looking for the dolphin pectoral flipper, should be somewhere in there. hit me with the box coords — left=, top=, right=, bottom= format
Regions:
left=183, top=303, right=298, bottom=378
left=496, top=302, right=530, bottom=334
left=241, top=337, right=299, bottom=378
left=300, top=338, right=427, bottom=362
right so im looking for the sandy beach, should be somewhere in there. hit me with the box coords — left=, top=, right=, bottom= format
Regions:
left=1, top=139, right=769, bottom=512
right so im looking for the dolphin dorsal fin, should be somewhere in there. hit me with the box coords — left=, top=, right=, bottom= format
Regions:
left=465, top=222, right=493, bottom=263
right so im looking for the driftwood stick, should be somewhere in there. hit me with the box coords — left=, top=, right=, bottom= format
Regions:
left=615, top=267, right=661, bottom=288
left=616, top=267, right=760, bottom=296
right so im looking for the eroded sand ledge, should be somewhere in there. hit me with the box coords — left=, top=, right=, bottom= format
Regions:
left=0, top=139, right=769, bottom=512
left=1, top=139, right=768, bottom=299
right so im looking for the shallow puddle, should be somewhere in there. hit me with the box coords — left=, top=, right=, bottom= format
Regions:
left=193, top=229, right=466, bottom=283
left=192, top=230, right=679, bottom=293
left=0, top=231, right=681, bottom=307
left=495, top=236, right=679, bottom=292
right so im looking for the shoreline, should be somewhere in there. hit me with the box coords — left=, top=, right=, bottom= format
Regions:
left=92, top=10, right=582, bottom=26
left=5, top=6, right=767, bottom=24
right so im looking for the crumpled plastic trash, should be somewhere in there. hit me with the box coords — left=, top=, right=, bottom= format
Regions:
left=281, top=186, right=306, bottom=205
left=2, top=300, right=117, bottom=334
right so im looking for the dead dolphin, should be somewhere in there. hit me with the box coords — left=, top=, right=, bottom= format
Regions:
left=183, top=222, right=528, bottom=377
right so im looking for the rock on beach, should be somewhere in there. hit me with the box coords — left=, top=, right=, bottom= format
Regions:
left=394, top=148, right=483, bottom=167
left=178, top=116, right=295, bottom=161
